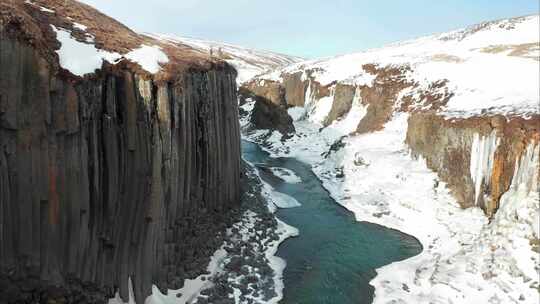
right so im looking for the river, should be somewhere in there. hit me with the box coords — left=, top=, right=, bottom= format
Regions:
left=242, top=140, right=422, bottom=304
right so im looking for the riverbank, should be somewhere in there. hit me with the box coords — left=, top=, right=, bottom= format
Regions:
left=189, top=162, right=298, bottom=304
left=108, top=161, right=297, bottom=304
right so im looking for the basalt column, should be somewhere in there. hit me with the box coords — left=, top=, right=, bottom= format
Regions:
left=0, top=34, right=241, bottom=303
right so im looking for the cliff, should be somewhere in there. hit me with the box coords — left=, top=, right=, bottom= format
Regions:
left=406, top=113, right=539, bottom=216
left=0, top=0, right=241, bottom=303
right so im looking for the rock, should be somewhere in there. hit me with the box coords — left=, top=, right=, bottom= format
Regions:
left=353, top=152, right=369, bottom=167
left=0, top=1, right=242, bottom=302
left=244, top=92, right=295, bottom=137
left=282, top=72, right=308, bottom=107
left=406, top=111, right=540, bottom=215
left=324, top=83, right=356, bottom=126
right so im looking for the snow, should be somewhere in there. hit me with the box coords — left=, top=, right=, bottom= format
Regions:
left=39, top=6, right=55, bottom=13
left=265, top=218, right=299, bottom=304
left=326, top=86, right=368, bottom=134
left=108, top=248, right=226, bottom=304
left=52, top=26, right=168, bottom=76
left=124, top=45, right=169, bottom=74
left=287, top=107, right=307, bottom=121
left=52, top=25, right=121, bottom=76
left=108, top=207, right=298, bottom=304
left=266, top=186, right=301, bottom=209
left=72, top=22, right=88, bottom=31
left=244, top=112, right=540, bottom=303
left=247, top=161, right=302, bottom=211
left=470, top=131, right=500, bottom=206
left=308, top=93, right=334, bottom=125
left=256, top=15, right=540, bottom=119
left=24, top=0, right=55, bottom=13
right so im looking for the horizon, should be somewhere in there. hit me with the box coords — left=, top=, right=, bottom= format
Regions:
left=78, top=0, right=539, bottom=59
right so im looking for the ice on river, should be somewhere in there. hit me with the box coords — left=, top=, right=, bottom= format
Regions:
left=269, top=167, right=302, bottom=184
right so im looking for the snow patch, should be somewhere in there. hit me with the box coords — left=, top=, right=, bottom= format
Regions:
left=327, top=87, right=368, bottom=134
left=308, top=86, right=335, bottom=125
left=39, top=6, right=55, bottom=13
left=510, top=141, right=540, bottom=193
left=52, top=25, right=121, bottom=76
left=73, top=22, right=88, bottom=31
left=52, top=26, right=168, bottom=76
left=124, top=45, right=169, bottom=74
left=265, top=218, right=299, bottom=304
left=287, top=107, right=306, bottom=121
left=108, top=247, right=226, bottom=304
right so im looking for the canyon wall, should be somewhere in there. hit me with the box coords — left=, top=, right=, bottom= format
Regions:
left=239, top=89, right=295, bottom=136
left=0, top=3, right=241, bottom=303
left=406, top=113, right=540, bottom=216
left=241, top=65, right=539, bottom=217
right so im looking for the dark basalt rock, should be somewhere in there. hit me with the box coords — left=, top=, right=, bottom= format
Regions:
left=239, top=90, right=295, bottom=138
left=0, top=33, right=241, bottom=303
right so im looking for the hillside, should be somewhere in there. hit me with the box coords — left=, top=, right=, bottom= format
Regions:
left=149, top=34, right=303, bottom=84
left=240, top=15, right=540, bottom=304
left=248, top=14, right=539, bottom=120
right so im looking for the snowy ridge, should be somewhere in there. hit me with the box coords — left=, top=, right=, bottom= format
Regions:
left=259, top=15, right=540, bottom=119
left=149, top=34, right=303, bottom=84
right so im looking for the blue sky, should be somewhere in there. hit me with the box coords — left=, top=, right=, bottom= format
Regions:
left=80, top=0, right=539, bottom=58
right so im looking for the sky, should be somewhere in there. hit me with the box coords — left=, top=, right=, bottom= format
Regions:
left=79, top=0, right=539, bottom=59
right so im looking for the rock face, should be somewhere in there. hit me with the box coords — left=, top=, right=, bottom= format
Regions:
left=282, top=72, right=307, bottom=107
left=0, top=0, right=241, bottom=303
left=323, top=83, right=355, bottom=126
left=242, top=80, right=286, bottom=107
left=407, top=113, right=540, bottom=216
left=238, top=88, right=295, bottom=136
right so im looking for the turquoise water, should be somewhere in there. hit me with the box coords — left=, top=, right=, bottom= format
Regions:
left=242, top=140, right=422, bottom=304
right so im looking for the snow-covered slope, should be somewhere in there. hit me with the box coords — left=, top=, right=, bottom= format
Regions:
left=149, top=34, right=303, bottom=84
left=259, top=14, right=539, bottom=119
left=241, top=15, right=540, bottom=304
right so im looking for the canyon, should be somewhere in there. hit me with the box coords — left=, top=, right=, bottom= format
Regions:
left=240, top=14, right=539, bottom=304
left=0, top=1, right=539, bottom=304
